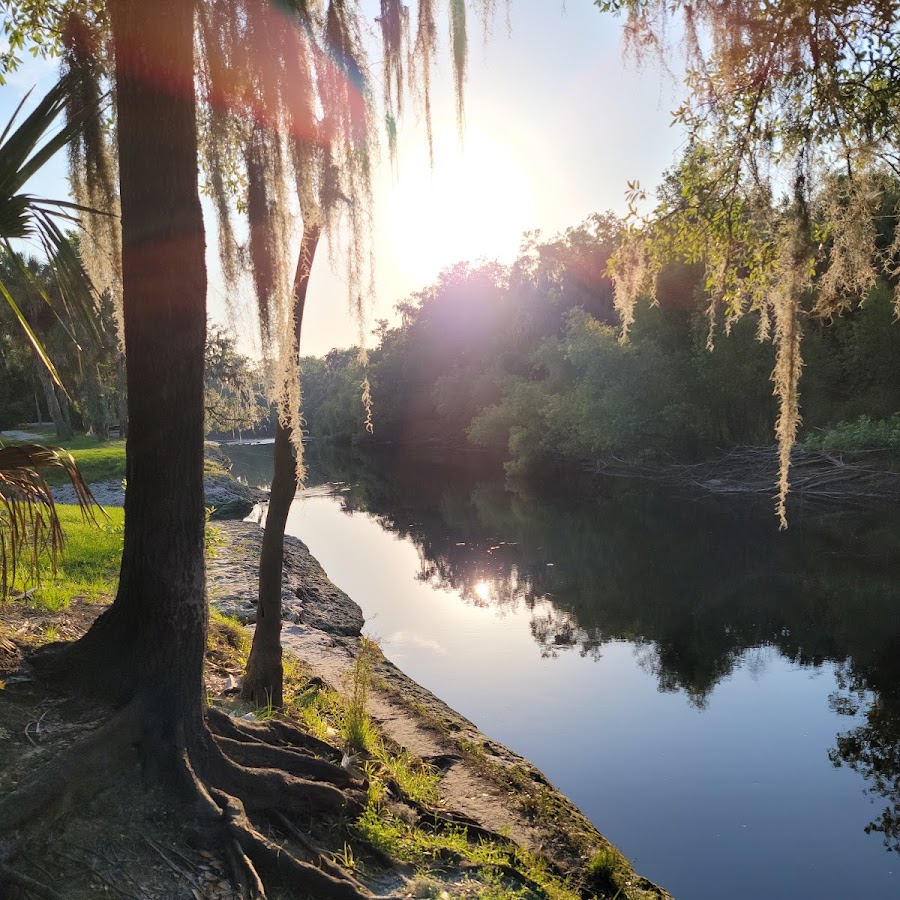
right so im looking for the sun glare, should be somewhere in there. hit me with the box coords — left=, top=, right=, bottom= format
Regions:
left=385, top=128, right=536, bottom=287
left=474, top=580, right=491, bottom=603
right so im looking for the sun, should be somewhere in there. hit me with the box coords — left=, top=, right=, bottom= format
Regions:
left=384, top=127, right=536, bottom=287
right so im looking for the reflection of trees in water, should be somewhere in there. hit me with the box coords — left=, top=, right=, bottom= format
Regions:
left=307, top=443, right=900, bottom=848
left=829, top=633, right=900, bottom=851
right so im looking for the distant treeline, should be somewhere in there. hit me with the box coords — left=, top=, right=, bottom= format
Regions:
left=299, top=214, right=900, bottom=473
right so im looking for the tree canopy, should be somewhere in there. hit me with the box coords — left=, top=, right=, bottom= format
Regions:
left=598, top=0, right=900, bottom=523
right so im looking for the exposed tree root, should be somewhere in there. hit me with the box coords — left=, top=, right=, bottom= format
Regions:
left=204, top=742, right=363, bottom=816
left=0, top=694, right=378, bottom=900
left=214, top=734, right=356, bottom=787
left=212, top=790, right=374, bottom=900
left=225, top=835, right=266, bottom=900
left=383, top=776, right=515, bottom=849
left=271, top=810, right=375, bottom=884
left=457, top=860, right=551, bottom=898
left=0, top=862, right=66, bottom=900
left=206, top=705, right=343, bottom=761
left=0, top=700, right=143, bottom=837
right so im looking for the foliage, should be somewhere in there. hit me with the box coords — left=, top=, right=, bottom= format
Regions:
left=0, top=251, right=124, bottom=440
left=342, top=636, right=376, bottom=754
left=203, top=324, right=268, bottom=437
left=0, top=70, right=103, bottom=386
left=595, top=1, right=900, bottom=523
left=803, top=415, right=900, bottom=454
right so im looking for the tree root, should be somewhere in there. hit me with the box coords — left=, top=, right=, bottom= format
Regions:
left=215, top=734, right=356, bottom=787
left=213, top=791, right=374, bottom=900
left=224, top=836, right=266, bottom=900
left=0, top=696, right=375, bottom=900
left=383, top=776, right=515, bottom=849
left=206, top=706, right=342, bottom=762
left=203, top=744, right=363, bottom=816
left=0, top=700, right=143, bottom=836
left=270, top=810, right=371, bottom=884
left=0, top=863, right=66, bottom=900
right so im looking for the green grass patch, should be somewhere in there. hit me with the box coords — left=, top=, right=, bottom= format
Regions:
left=355, top=806, right=585, bottom=899
left=4, top=433, right=228, bottom=489
left=7, top=504, right=124, bottom=611
left=45, top=436, right=127, bottom=486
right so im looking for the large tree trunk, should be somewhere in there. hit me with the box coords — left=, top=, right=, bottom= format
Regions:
left=242, top=224, right=321, bottom=708
left=8, top=16, right=368, bottom=899
left=36, top=363, right=74, bottom=441
left=55, top=0, right=209, bottom=745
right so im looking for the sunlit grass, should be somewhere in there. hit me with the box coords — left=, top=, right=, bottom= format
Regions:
left=6, top=504, right=124, bottom=611
left=42, top=435, right=127, bottom=486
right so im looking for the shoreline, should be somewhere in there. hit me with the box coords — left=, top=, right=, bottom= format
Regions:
left=208, top=508, right=672, bottom=899
left=51, top=467, right=672, bottom=898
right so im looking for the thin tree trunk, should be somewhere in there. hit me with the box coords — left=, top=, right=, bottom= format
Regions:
left=242, top=224, right=320, bottom=708
left=33, top=386, right=42, bottom=426
left=36, top=364, right=73, bottom=441
left=116, top=353, right=128, bottom=438
left=57, top=387, right=74, bottom=437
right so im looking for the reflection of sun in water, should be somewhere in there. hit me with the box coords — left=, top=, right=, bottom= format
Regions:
left=386, top=128, right=536, bottom=286
left=474, top=580, right=491, bottom=603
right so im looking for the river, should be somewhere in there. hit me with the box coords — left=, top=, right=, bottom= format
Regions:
left=224, top=440, right=900, bottom=900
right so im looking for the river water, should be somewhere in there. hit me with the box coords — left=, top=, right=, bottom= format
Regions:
left=225, top=441, right=900, bottom=900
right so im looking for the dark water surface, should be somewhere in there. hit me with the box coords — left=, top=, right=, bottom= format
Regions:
left=226, top=443, right=900, bottom=900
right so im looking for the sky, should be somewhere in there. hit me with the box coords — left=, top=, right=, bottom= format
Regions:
left=1, top=2, right=686, bottom=358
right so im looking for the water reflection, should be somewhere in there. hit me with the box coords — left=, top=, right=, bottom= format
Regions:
left=229, top=441, right=900, bottom=862
left=307, top=447, right=900, bottom=698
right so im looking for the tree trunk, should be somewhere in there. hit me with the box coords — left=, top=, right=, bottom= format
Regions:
left=242, top=224, right=321, bottom=708
left=36, top=364, right=74, bottom=441
left=60, top=0, right=209, bottom=748
left=9, top=14, right=368, bottom=898
left=33, top=385, right=43, bottom=426
left=116, top=352, right=128, bottom=438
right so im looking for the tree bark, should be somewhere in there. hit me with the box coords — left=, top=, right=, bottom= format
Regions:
left=242, top=224, right=320, bottom=708
left=36, top=363, right=74, bottom=441
left=59, top=0, right=209, bottom=748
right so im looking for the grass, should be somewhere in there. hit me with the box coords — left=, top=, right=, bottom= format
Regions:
left=344, top=636, right=377, bottom=753
left=37, top=435, right=128, bottom=486
left=587, top=847, right=630, bottom=896
left=5, top=504, right=124, bottom=610
left=1, top=432, right=229, bottom=487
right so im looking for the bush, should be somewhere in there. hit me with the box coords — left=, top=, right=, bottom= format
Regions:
left=803, top=414, right=900, bottom=453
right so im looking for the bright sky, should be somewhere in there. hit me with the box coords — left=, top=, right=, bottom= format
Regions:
left=1, top=2, right=685, bottom=358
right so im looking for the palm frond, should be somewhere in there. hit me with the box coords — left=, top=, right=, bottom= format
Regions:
left=0, top=71, right=111, bottom=385
left=0, top=443, right=101, bottom=599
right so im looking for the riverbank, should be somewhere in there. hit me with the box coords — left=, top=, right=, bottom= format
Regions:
left=0, top=462, right=672, bottom=899
left=207, top=516, right=671, bottom=899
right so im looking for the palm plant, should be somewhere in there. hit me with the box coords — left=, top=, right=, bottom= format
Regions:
left=0, top=72, right=105, bottom=599
left=0, top=443, right=96, bottom=598
left=0, top=70, right=104, bottom=384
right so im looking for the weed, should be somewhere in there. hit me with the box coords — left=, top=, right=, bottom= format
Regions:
left=803, top=414, right=900, bottom=453
left=334, top=842, right=357, bottom=872
left=586, top=846, right=629, bottom=896
left=371, top=746, right=440, bottom=806
left=343, top=641, right=376, bottom=753
left=205, top=506, right=224, bottom=558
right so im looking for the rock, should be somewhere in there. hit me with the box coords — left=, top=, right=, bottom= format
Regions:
left=208, top=521, right=364, bottom=637
left=208, top=497, right=255, bottom=520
